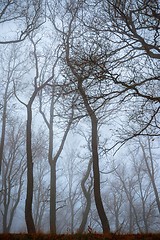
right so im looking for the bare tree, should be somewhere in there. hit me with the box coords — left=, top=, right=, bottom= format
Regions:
left=0, top=44, right=26, bottom=173
left=49, top=0, right=120, bottom=233
left=60, top=146, right=82, bottom=234
left=113, top=141, right=160, bottom=233
left=138, top=136, right=160, bottom=217
left=0, top=68, right=11, bottom=174
left=1, top=0, right=159, bottom=234
left=14, top=34, right=59, bottom=233
left=115, top=165, right=143, bottom=233
left=63, top=0, right=160, bottom=148
left=78, top=158, right=93, bottom=233
left=105, top=178, right=125, bottom=233
left=0, top=0, right=45, bottom=44
left=0, top=118, right=26, bottom=233
left=39, top=81, right=76, bottom=233
left=47, top=0, right=160, bottom=233
left=100, top=0, right=160, bottom=140
left=32, top=131, right=50, bottom=232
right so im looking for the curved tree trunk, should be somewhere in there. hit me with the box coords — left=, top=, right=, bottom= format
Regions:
left=78, top=81, right=110, bottom=234
left=91, top=114, right=110, bottom=233
left=64, top=19, right=110, bottom=232
left=78, top=159, right=92, bottom=233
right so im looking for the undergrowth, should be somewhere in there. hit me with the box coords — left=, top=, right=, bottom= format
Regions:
left=1, top=233, right=160, bottom=240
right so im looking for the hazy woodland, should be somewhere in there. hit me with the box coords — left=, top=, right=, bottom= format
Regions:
left=0, top=0, right=160, bottom=235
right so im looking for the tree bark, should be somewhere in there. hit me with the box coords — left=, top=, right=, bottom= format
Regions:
left=78, top=159, right=92, bottom=233
left=78, top=81, right=110, bottom=234
left=47, top=91, right=57, bottom=234
left=91, top=114, right=110, bottom=233
left=25, top=104, right=36, bottom=233
left=50, top=161, right=56, bottom=234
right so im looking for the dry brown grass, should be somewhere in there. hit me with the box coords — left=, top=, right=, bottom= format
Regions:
left=0, top=233, right=160, bottom=240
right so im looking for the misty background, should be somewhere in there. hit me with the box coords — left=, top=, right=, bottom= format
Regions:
left=0, top=0, right=160, bottom=234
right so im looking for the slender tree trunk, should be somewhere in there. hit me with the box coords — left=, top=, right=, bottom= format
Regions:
left=0, top=105, right=6, bottom=174
left=25, top=104, right=36, bottom=233
left=78, top=196, right=91, bottom=233
left=119, top=176, right=142, bottom=232
left=3, top=204, right=8, bottom=233
left=8, top=173, right=24, bottom=232
left=0, top=85, right=9, bottom=174
left=40, top=86, right=73, bottom=234
left=70, top=197, right=74, bottom=234
left=140, top=139, right=160, bottom=215
left=78, top=159, right=92, bottom=233
left=2, top=158, right=8, bottom=232
left=78, top=82, right=110, bottom=234
left=113, top=194, right=120, bottom=231
left=115, top=212, right=120, bottom=231
left=50, top=161, right=56, bottom=234
left=48, top=91, right=57, bottom=234
left=129, top=201, right=133, bottom=233
left=91, top=115, right=110, bottom=233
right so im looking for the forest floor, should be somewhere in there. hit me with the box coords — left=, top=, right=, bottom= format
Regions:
left=1, top=233, right=160, bottom=240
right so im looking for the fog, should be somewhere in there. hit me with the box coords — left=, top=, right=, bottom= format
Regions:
left=0, top=0, right=160, bottom=234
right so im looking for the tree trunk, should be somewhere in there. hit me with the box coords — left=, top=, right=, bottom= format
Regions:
left=91, top=115, right=110, bottom=233
left=0, top=85, right=8, bottom=174
left=78, top=159, right=92, bottom=233
left=48, top=91, right=57, bottom=234
left=50, top=161, right=56, bottom=234
left=25, top=104, right=36, bottom=233
left=3, top=204, right=8, bottom=233
left=78, top=82, right=110, bottom=234
left=140, top=139, right=160, bottom=215
left=0, top=105, right=6, bottom=174
left=78, top=194, right=91, bottom=233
